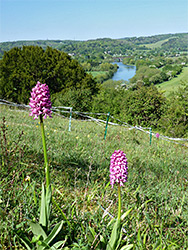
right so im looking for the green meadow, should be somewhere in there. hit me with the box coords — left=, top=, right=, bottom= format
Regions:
left=0, top=105, right=188, bottom=249
left=87, top=71, right=107, bottom=77
left=157, top=67, right=188, bottom=96
left=143, top=39, right=168, bottom=49
left=142, top=38, right=174, bottom=49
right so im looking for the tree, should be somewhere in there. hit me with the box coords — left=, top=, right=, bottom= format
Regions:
left=129, top=66, right=161, bottom=86
left=92, top=85, right=165, bottom=127
left=159, top=82, right=188, bottom=137
left=119, top=85, right=165, bottom=127
left=0, top=46, right=98, bottom=105
left=53, top=87, right=94, bottom=111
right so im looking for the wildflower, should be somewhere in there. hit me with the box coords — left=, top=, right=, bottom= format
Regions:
left=110, top=150, right=128, bottom=188
left=29, top=81, right=52, bottom=120
left=25, top=175, right=30, bottom=182
left=156, top=133, right=160, bottom=139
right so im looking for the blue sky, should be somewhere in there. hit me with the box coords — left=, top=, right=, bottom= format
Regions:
left=0, top=0, right=188, bottom=42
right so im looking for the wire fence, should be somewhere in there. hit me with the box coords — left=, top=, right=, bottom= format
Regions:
left=0, top=98, right=188, bottom=147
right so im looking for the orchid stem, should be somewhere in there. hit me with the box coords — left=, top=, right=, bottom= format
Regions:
left=40, top=114, right=50, bottom=189
left=118, top=184, right=121, bottom=220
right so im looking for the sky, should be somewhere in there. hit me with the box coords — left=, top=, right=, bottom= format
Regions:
left=0, top=0, right=188, bottom=42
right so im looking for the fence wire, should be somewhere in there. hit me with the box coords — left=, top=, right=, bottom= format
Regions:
left=0, top=99, right=188, bottom=147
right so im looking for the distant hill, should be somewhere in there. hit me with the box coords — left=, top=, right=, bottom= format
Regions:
left=121, top=33, right=186, bottom=44
left=0, top=33, right=187, bottom=59
left=142, top=38, right=174, bottom=49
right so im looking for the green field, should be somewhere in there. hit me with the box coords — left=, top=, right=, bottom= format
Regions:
left=143, top=38, right=173, bottom=49
left=157, top=67, right=188, bottom=96
left=87, top=71, right=107, bottom=77
left=0, top=105, right=188, bottom=249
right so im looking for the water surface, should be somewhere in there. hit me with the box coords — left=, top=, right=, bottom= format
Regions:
left=112, top=62, right=136, bottom=81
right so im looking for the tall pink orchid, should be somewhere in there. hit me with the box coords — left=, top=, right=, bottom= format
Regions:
left=29, top=81, right=52, bottom=120
left=110, top=149, right=128, bottom=188
left=107, top=150, right=129, bottom=249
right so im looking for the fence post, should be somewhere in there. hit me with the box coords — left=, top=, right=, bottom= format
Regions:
left=68, top=108, right=72, bottom=132
left=149, top=128, right=152, bottom=145
left=104, top=112, right=110, bottom=140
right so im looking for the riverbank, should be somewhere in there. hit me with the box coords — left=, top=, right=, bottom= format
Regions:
left=87, top=62, right=136, bottom=83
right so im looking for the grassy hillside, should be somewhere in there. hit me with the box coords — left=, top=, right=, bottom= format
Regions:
left=0, top=105, right=188, bottom=249
left=157, top=67, right=188, bottom=96
left=143, top=38, right=172, bottom=49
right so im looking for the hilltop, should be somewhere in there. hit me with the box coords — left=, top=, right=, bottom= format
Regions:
left=0, top=33, right=187, bottom=59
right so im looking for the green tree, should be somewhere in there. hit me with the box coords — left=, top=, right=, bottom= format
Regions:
left=0, top=46, right=98, bottom=105
left=92, top=85, right=165, bottom=127
left=119, top=85, right=165, bottom=127
left=92, top=87, right=124, bottom=116
left=53, top=87, right=94, bottom=111
left=159, top=82, right=188, bottom=137
left=129, top=66, right=161, bottom=86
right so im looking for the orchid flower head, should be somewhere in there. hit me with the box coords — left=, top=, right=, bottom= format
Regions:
left=110, top=149, right=128, bottom=188
left=29, top=81, right=52, bottom=120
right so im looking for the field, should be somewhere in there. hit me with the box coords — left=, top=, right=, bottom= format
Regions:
left=0, top=105, right=188, bottom=249
left=157, top=67, right=188, bottom=96
left=142, top=38, right=173, bottom=49
left=87, top=71, right=107, bottom=78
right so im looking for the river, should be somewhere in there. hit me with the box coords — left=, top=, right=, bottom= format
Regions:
left=112, top=62, right=136, bottom=81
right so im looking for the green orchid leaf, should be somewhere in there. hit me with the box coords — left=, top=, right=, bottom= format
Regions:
left=29, top=221, right=47, bottom=240
left=50, top=237, right=67, bottom=250
left=121, top=207, right=133, bottom=221
left=43, top=220, right=64, bottom=245
left=120, top=244, right=134, bottom=250
left=39, top=184, right=47, bottom=228
left=106, top=218, right=122, bottom=250
left=45, top=185, right=52, bottom=226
